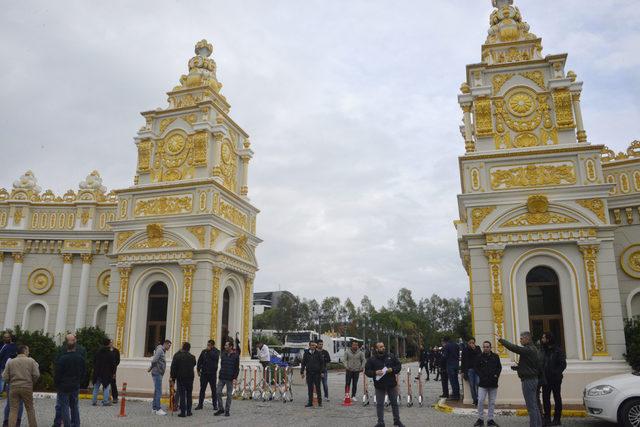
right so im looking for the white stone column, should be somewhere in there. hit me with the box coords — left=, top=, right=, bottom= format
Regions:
left=0, top=253, right=5, bottom=293
left=3, top=253, right=24, bottom=330
left=572, top=92, right=587, bottom=142
left=74, top=254, right=93, bottom=330
left=55, top=254, right=74, bottom=338
left=240, top=156, right=249, bottom=196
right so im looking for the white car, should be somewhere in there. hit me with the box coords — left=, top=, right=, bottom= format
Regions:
left=584, top=372, right=640, bottom=426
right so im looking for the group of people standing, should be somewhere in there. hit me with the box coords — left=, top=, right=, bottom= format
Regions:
left=149, top=337, right=240, bottom=418
left=299, top=339, right=405, bottom=427
left=1, top=332, right=120, bottom=427
left=457, top=332, right=566, bottom=427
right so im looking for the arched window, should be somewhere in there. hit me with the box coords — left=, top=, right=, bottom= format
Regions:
left=221, top=288, right=230, bottom=344
left=25, top=303, right=46, bottom=332
left=144, top=282, right=168, bottom=357
left=526, top=266, right=564, bottom=350
left=95, top=305, right=107, bottom=331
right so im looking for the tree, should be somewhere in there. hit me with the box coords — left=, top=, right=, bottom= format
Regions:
left=321, top=297, right=341, bottom=332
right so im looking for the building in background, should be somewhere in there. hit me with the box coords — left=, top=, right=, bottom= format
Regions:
left=253, top=290, right=295, bottom=315
left=455, top=0, right=636, bottom=404
left=0, top=39, right=261, bottom=392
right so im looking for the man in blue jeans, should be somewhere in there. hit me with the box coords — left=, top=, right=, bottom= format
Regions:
left=148, top=339, right=172, bottom=416
left=442, top=336, right=461, bottom=400
left=54, top=338, right=86, bottom=427
left=461, top=337, right=481, bottom=405
left=498, top=332, right=543, bottom=427
left=316, top=340, right=331, bottom=401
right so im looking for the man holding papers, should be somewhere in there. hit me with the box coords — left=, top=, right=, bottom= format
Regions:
left=364, top=342, right=405, bottom=427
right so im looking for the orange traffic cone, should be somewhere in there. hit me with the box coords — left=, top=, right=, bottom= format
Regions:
left=312, top=384, right=319, bottom=407
left=118, top=382, right=127, bottom=417
left=342, top=385, right=352, bottom=406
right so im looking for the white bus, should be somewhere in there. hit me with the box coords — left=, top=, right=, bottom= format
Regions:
left=284, top=330, right=320, bottom=363
left=324, top=336, right=364, bottom=363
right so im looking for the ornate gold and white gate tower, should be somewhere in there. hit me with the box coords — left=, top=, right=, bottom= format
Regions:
left=455, top=0, right=628, bottom=403
left=106, top=40, right=260, bottom=390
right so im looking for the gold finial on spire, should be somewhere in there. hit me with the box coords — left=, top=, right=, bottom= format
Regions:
left=486, top=0, right=537, bottom=44
left=175, top=39, right=222, bottom=92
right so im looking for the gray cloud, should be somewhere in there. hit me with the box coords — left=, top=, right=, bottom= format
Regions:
left=1, top=0, right=638, bottom=307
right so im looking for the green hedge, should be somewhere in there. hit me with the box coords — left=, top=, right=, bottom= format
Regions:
left=10, top=326, right=57, bottom=391
left=625, top=317, right=640, bottom=371
left=6, top=325, right=109, bottom=390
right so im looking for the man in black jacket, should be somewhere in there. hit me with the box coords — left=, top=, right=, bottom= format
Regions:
left=473, top=341, right=502, bottom=427
left=316, top=339, right=331, bottom=401
left=109, top=340, right=120, bottom=404
left=300, top=340, right=325, bottom=407
left=170, top=342, right=197, bottom=417
left=416, top=346, right=430, bottom=381
left=364, top=342, right=405, bottom=427
left=461, top=337, right=482, bottom=405
left=54, top=339, right=86, bottom=427
left=214, top=340, right=239, bottom=417
left=92, top=338, right=115, bottom=407
left=195, top=339, right=219, bottom=411
left=541, top=332, right=566, bottom=426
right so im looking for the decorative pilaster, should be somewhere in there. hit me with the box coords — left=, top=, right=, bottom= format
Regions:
left=114, top=266, right=132, bottom=353
left=579, top=245, right=608, bottom=356
left=572, top=92, right=587, bottom=142
left=242, top=277, right=253, bottom=356
left=54, top=254, right=74, bottom=338
left=461, top=104, right=475, bottom=152
left=210, top=266, right=222, bottom=341
left=180, top=264, right=196, bottom=344
left=240, top=156, right=249, bottom=196
left=74, top=254, right=93, bottom=330
left=3, top=253, right=24, bottom=330
left=485, top=249, right=507, bottom=358
left=212, top=133, right=223, bottom=180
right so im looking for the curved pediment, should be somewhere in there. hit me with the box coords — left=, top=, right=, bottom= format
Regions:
left=223, top=234, right=257, bottom=265
left=120, top=224, right=192, bottom=252
left=487, top=195, right=594, bottom=232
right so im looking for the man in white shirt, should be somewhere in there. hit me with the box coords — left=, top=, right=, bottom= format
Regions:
left=257, top=342, right=270, bottom=369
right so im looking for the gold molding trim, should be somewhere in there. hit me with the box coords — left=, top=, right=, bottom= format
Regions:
left=115, top=267, right=132, bottom=353
left=485, top=249, right=507, bottom=358
left=471, top=206, right=496, bottom=232
left=578, top=245, right=608, bottom=356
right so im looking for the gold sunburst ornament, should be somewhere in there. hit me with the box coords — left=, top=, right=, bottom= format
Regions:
left=97, top=270, right=111, bottom=296
left=28, top=268, right=54, bottom=295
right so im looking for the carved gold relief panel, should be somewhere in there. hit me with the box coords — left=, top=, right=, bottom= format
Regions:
left=133, top=194, right=193, bottom=217
left=490, top=161, right=576, bottom=190
left=149, top=130, right=209, bottom=183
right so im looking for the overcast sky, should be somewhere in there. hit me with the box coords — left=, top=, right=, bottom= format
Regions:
left=1, top=1, right=639, bottom=308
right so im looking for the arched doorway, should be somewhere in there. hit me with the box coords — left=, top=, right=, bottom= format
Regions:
left=221, top=288, right=230, bottom=344
left=526, top=266, right=565, bottom=350
left=144, top=282, right=168, bottom=357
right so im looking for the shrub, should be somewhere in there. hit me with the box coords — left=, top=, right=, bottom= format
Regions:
left=9, top=326, right=57, bottom=391
left=624, top=318, right=640, bottom=371
left=74, top=326, right=109, bottom=388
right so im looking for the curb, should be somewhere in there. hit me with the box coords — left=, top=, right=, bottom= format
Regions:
left=434, top=398, right=587, bottom=418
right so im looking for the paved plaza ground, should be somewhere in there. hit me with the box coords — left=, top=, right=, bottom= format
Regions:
left=2, top=363, right=615, bottom=426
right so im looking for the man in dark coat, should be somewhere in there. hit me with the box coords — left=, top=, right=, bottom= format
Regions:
left=461, top=337, right=482, bottom=405
left=442, top=336, right=460, bottom=400
left=195, top=339, right=219, bottom=410
left=498, top=332, right=543, bottom=427
left=416, top=346, right=430, bottom=380
left=92, top=338, right=115, bottom=406
left=300, top=341, right=325, bottom=408
left=214, top=340, right=239, bottom=417
left=54, top=338, right=86, bottom=427
left=473, top=341, right=502, bottom=427
left=364, top=342, right=405, bottom=427
left=438, top=343, right=449, bottom=398
left=428, top=347, right=436, bottom=375
left=170, top=342, right=197, bottom=417
left=541, top=332, right=566, bottom=426
left=109, top=340, right=120, bottom=403
left=316, top=340, right=331, bottom=401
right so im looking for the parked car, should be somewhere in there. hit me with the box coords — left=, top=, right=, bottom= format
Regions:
left=584, top=372, right=640, bottom=426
